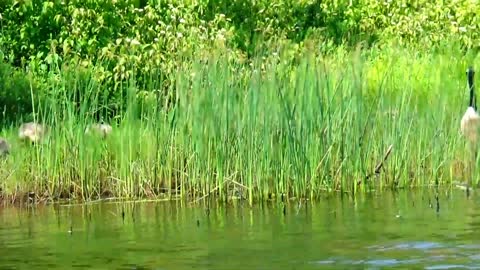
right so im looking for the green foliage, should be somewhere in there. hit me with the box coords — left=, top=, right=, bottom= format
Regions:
left=0, top=0, right=237, bottom=121
left=0, top=58, right=37, bottom=124
left=0, top=0, right=235, bottom=73
left=352, top=0, right=480, bottom=48
left=2, top=0, right=478, bottom=77
left=1, top=0, right=479, bottom=118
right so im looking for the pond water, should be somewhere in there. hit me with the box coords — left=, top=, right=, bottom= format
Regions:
left=0, top=189, right=478, bottom=269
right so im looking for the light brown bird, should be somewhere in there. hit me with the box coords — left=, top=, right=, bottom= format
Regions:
left=85, top=123, right=113, bottom=139
left=18, top=122, right=47, bottom=143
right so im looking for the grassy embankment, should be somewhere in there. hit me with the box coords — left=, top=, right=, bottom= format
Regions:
left=1, top=43, right=479, bottom=205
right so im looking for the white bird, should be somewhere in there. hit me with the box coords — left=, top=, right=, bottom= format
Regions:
left=461, top=67, right=480, bottom=145
left=18, top=122, right=47, bottom=144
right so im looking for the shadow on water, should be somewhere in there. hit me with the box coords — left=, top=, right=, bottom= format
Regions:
left=0, top=188, right=479, bottom=269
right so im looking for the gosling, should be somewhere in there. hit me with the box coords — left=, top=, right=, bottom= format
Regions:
left=18, top=122, right=47, bottom=143
left=0, top=137, right=10, bottom=157
left=85, top=123, right=113, bottom=139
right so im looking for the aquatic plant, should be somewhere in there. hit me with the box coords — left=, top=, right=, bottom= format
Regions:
left=0, top=43, right=478, bottom=205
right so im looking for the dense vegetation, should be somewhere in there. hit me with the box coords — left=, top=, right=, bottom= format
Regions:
left=1, top=0, right=480, bottom=204
left=2, top=0, right=480, bottom=122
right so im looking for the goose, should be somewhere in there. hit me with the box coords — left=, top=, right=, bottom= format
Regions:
left=18, top=122, right=47, bottom=143
left=461, top=67, right=480, bottom=144
left=85, top=123, right=113, bottom=139
left=0, top=137, right=10, bottom=157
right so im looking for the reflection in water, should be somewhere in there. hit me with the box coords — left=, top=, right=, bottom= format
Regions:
left=0, top=189, right=479, bottom=269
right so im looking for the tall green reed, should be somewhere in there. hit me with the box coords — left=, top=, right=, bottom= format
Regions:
left=0, top=45, right=478, bottom=204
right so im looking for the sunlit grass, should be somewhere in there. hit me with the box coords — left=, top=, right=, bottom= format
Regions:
left=0, top=44, right=479, bottom=204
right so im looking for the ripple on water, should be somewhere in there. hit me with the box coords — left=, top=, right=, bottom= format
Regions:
left=369, top=241, right=444, bottom=252
left=367, top=258, right=426, bottom=267
left=425, top=265, right=480, bottom=270
left=459, top=244, right=480, bottom=250
left=313, top=257, right=423, bottom=267
left=314, top=239, right=480, bottom=269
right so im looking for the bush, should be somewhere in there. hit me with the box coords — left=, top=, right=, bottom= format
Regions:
left=1, top=0, right=480, bottom=123
left=0, top=59, right=38, bottom=125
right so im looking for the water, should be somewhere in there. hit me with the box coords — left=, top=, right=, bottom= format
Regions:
left=0, top=189, right=479, bottom=269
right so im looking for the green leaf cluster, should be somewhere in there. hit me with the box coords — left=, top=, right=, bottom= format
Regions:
left=1, top=0, right=479, bottom=122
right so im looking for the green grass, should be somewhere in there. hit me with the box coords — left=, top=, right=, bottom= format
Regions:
left=1, top=44, right=479, bottom=205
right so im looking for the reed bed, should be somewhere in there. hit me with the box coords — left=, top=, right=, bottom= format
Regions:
left=0, top=45, right=478, bottom=204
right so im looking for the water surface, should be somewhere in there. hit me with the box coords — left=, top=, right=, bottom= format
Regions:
left=0, top=189, right=478, bottom=269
